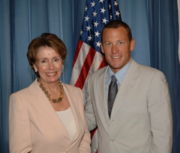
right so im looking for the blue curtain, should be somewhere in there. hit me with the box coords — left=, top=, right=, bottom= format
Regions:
left=119, top=0, right=150, bottom=66
left=0, top=0, right=83, bottom=152
left=147, top=0, right=180, bottom=152
left=0, top=0, right=179, bottom=153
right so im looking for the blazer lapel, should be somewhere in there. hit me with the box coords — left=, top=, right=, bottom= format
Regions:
left=93, top=68, right=110, bottom=132
left=29, top=80, right=70, bottom=141
left=63, top=84, right=82, bottom=142
left=111, top=60, right=140, bottom=119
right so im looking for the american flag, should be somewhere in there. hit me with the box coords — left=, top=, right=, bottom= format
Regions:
left=71, top=0, right=121, bottom=152
left=71, top=0, right=121, bottom=88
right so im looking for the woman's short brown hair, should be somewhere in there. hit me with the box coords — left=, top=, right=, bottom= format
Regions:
left=27, top=33, right=67, bottom=69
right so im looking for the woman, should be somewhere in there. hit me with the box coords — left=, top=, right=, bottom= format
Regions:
left=9, top=33, right=91, bottom=153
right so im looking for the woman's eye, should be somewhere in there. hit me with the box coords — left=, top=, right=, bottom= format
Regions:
left=38, top=59, right=48, bottom=64
left=53, top=57, right=61, bottom=62
left=40, top=59, right=47, bottom=63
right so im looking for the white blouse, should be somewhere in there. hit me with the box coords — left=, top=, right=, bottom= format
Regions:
left=56, top=107, right=77, bottom=140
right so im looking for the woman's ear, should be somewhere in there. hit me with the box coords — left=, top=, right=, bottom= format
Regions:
left=33, top=64, right=38, bottom=72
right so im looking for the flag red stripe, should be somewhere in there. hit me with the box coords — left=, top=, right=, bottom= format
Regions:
left=75, top=47, right=96, bottom=88
left=90, top=127, right=97, bottom=139
left=98, top=57, right=107, bottom=69
left=72, top=40, right=83, bottom=66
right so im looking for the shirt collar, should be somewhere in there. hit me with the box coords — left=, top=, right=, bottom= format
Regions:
left=106, top=59, right=132, bottom=85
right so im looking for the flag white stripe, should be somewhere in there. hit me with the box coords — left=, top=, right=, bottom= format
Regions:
left=83, top=51, right=104, bottom=90
left=89, top=51, right=104, bottom=76
left=71, top=43, right=91, bottom=84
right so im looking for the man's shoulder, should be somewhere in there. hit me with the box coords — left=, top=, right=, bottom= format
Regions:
left=93, top=66, right=107, bottom=76
left=133, top=60, right=166, bottom=78
left=86, top=66, right=107, bottom=85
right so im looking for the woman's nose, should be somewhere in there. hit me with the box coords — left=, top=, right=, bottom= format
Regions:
left=48, top=61, right=54, bottom=69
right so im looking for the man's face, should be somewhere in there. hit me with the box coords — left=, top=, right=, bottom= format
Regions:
left=101, top=27, right=135, bottom=73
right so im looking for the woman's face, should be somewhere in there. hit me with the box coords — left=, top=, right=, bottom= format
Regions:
left=33, top=46, right=63, bottom=84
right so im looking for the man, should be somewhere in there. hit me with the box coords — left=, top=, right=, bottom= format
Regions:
left=85, top=20, right=172, bottom=153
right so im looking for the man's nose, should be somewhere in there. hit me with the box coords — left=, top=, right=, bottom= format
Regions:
left=111, top=44, right=118, bottom=53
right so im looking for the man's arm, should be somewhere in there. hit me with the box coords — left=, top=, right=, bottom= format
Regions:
left=148, top=71, right=172, bottom=153
left=84, top=79, right=97, bottom=131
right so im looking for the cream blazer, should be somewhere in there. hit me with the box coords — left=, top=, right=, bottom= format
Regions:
left=9, top=80, right=90, bottom=153
left=85, top=59, right=172, bottom=153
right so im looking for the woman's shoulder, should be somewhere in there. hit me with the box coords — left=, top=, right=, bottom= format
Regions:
left=10, top=80, right=38, bottom=98
left=63, top=83, right=82, bottom=92
left=63, top=83, right=84, bottom=101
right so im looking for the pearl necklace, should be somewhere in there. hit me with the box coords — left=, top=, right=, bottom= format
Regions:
left=38, top=80, right=64, bottom=103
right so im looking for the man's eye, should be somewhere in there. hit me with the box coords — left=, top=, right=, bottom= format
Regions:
left=104, top=42, right=112, bottom=46
left=117, top=41, right=126, bottom=45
